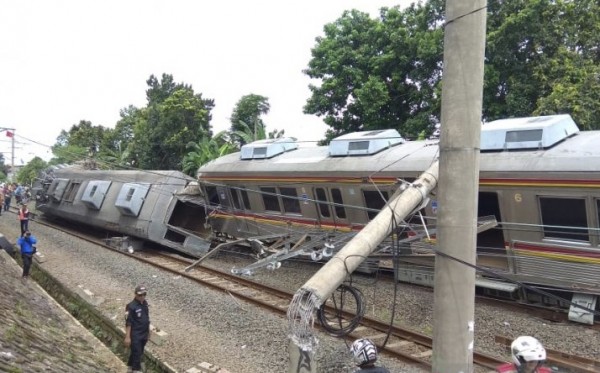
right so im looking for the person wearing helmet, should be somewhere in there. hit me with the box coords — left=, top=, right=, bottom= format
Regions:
left=350, top=338, right=390, bottom=373
left=496, top=336, right=551, bottom=373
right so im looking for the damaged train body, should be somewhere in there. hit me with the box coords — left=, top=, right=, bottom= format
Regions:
left=34, top=114, right=600, bottom=323
left=35, top=169, right=212, bottom=257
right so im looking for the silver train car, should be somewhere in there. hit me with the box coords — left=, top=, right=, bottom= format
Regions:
left=197, top=114, right=600, bottom=323
left=35, top=169, right=212, bottom=257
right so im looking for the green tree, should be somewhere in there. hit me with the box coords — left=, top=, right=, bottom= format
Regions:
left=16, top=157, right=48, bottom=187
left=49, top=142, right=88, bottom=165
left=50, top=120, right=111, bottom=165
left=100, top=105, right=144, bottom=168
left=485, top=0, right=600, bottom=129
left=229, top=94, right=270, bottom=145
left=304, top=2, right=445, bottom=140
left=130, top=74, right=214, bottom=170
left=181, top=131, right=237, bottom=176
left=231, top=119, right=267, bottom=144
left=0, top=153, right=8, bottom=180
left=305, top=0, right=600, bottom=139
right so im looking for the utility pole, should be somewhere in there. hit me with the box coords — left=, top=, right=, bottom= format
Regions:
left=288, top=162, right=439, bottom=372
left=432, top=1, right=487, bottom=372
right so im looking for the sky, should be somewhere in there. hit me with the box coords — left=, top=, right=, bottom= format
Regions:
left=0, top=0, right=411, bottom=166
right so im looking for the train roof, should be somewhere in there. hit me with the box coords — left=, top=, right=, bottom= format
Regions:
left=52, top=168, right=194, bottom=185
left=198, top=130, right=600, bottom=177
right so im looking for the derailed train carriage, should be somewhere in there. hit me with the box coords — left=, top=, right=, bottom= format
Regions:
left=197, top=114, right=600, bottom=323
left=34, top=114, right=600, bottom=323
left=35, top=169, right=212, bottom=257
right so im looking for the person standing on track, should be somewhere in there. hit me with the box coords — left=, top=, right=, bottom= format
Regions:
left=18, top=203, right=30, bottom=236
left=125, top=285, right=150, bottom=373
left=17, top=230, right=37, bottom=279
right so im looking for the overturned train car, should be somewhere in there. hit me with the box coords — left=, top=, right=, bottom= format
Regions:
left=35, top=169, right=212, bottom=257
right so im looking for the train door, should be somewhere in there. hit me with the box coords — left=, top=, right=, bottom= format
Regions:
left=229, top=186, right=258, bottom=235
left=477, top=191, right=508, bottom=270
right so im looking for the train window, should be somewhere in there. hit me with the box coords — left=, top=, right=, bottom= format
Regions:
left=90, top=185, right=98, bottom=197
left=261, top=187, right=281, bottom=212
left=241, top=189, right=251, bottom=210
left=49, top=178, right=69, bottom=202
left=331, top=188, right=347, bottom=219
left=315, top=188, right=330, bottom=218
left=539, top=197, right=588, bottom=241
left=280, top=187, right=301, bottom=214
left=205, top=186, right=220, bottom=206
left=363, top=190, right=388, bottom=220
left=64, top=182, right=81, bottom=203
left=230, top=188, right=241, bottom=209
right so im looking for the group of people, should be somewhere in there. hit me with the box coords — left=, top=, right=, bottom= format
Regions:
left=11, top=202, right=547, bottom=373
left=122, top=290, right=548, bottom=373
left=0, top=182, right=30, bottom=213
left=349, top=336, right=549, bottom=373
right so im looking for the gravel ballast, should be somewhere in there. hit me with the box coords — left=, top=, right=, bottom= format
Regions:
left=2, top=214, right=598, bottom=372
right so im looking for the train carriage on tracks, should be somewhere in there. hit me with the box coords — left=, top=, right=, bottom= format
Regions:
left=197, top=114, right=600, bottom=323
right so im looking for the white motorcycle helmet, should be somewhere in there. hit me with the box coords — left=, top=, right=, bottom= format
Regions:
left=350, top=338, right=378, bottom=366
left=511, top=336, right=546, bottom=367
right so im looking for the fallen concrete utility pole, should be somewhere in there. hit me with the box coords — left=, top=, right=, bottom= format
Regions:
left=287, top=160, right=439, bottom=370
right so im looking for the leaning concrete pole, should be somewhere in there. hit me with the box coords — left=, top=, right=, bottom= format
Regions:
left=432, top=1, right=487, bottom=372
left=287, top=161, right=439, bottom=372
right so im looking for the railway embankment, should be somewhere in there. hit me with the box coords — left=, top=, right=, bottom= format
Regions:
left=0, top=245, right=126, bottom=372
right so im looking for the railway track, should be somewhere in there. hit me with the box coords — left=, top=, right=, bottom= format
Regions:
left=23, top=213, right=600, bottom=372
left=137, top=249, right=500, bottom=370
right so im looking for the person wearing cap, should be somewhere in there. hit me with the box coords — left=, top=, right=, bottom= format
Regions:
left=17, top=230, right=37, bottom=279
left=125, top=285, right=150, bottom=373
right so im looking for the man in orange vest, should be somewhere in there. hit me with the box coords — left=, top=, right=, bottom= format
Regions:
left=18, top=203, right=30, bottom=236
left=496, top=336, right=551, bottom=373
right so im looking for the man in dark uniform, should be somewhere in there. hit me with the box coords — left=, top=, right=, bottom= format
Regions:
left=125, top=285, right=150, bottom=373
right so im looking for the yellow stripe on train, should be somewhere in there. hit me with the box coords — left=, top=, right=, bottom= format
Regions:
left=514, top=249, right=600, bottom=265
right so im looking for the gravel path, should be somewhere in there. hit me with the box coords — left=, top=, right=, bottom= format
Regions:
left=2, top=213, right=599, bottom=373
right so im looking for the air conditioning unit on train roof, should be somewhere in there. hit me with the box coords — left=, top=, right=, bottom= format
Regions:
left=240, top=137, right=298, bottom=160
left=328, top=129, right=404, bottom=157
left=481, top=114, right=579, bottom=151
